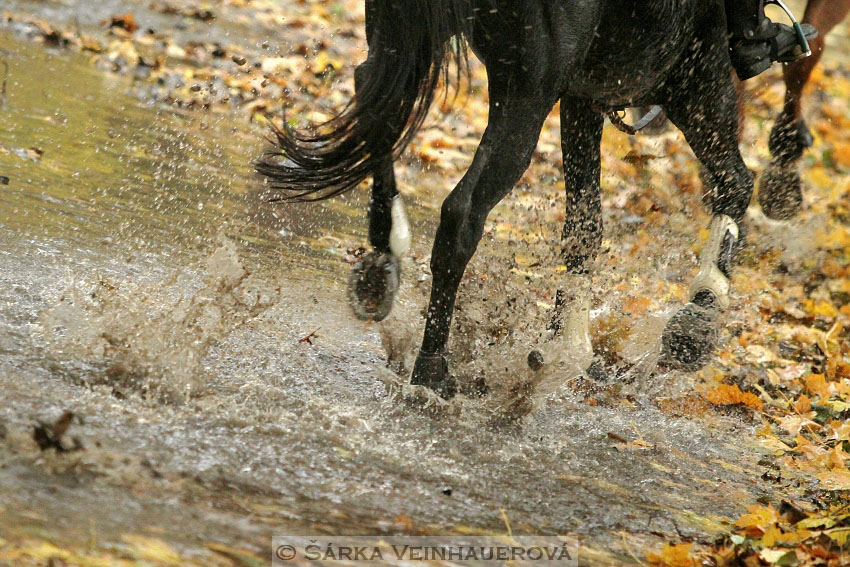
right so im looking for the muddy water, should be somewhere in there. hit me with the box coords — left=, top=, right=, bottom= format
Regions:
left=0, top=20, right=789, bottom=567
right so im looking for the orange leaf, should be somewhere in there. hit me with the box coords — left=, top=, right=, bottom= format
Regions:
left=833, top=143, right=850, bottom=169
left=623, top=296, right=652, bottom=316
left=703, top=384, right=763, bottom=410
left=804, top=374, right=830, bottom=400
left=792, top=394, right=811, bottom=414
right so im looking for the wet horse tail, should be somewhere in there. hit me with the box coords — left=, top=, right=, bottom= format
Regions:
left=255, top=0, right=473, bottom=201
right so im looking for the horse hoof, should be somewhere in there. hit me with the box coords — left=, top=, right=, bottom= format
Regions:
left=347, top=252, right=399, bottom=321
left=758, top=163, right=802, bottom=220
left=411, top=352, right=457, bottom=399
left=660, top=299, right=719, bottom=371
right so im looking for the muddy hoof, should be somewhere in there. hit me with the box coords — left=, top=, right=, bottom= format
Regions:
left=661, top=297, right=719, bottom=371
left=347, top=252, right=399, bottom=321
left=411, top=352, right=457, bottom=400
left=758, top=163, right=803, bottom=220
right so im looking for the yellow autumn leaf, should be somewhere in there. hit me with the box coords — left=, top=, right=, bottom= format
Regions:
left=816, top=469, right=850, bottom=490
left=313, top=51, right=343, bottom=73
left=796, top=515, right=837, bottom=529
left=827, top=421, right=850, bottom=441
left=819, top=226, right=850, bottom=249
left=760, top=525, right=811, bottom=546
left=827, top=445, right=849, bottom=470
left=646, top=543, right=697, bottom=567
left=734, top=505, right=779, bottom=535
left=759, top=548, right=794, bottom=564
left=826, top=528, right=850, bottom=547
left=823, top=399, right=850, bottom=413
left=802, top=298, right=838, bottom=318
left=807, top=166, right=833, bottom=190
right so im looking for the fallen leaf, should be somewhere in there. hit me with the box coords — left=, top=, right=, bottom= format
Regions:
left=703, top=384, right=763, bottom=411
left=646, top=543, right=697, bottom=567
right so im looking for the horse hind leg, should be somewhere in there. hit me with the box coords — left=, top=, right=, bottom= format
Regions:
left=347, top=60, right=409, bottom=322
left=546, top=99, right=607, bottom=380
left=411, top=83, right=558, bottom=398
left=660, top=46, right=754, bottom=371
left=760, top=0, right=850, bottom=220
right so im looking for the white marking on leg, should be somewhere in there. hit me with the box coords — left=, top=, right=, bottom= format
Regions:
left=689, top=214, right=738, bottom=309
left=559, top=274, right=594, bottom=371
left=389, top=195, right=411, bottom=258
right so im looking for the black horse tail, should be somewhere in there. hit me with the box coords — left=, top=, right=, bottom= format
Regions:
left=255, top=0, right=473, bottom=201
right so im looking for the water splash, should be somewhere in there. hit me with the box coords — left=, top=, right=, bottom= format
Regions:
left=36, top=237, right=279, bottom=403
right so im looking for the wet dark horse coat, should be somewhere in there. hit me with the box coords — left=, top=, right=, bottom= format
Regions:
left=257, top=0, right=753, bottom=398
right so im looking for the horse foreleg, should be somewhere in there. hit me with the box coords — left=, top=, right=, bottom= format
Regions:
left=760, top=0, right=850, bottom=219
left=550, top=99, right=605, bottom=379
left=661, top=47, right=754, bottom=370
left=411, top=85, right=556, bottom=398
left=347, top=60, right=409, bottom=321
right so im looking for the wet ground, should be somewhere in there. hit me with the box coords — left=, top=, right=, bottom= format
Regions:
left=1, top=2, right=849, bottom=566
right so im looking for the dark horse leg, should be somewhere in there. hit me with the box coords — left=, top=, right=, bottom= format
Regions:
left=660, top=35, right=755, bottom=370
left=346, top=23, right=410, bottom=321
left=550, top=99, right=605, bottom=379
left=759, top=0, right=850, bottom=219
left=410, top=79, right=558, bottom=397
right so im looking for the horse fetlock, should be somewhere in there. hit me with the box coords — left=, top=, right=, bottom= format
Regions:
left=768, top=116, right=812, bottom=163
left=347, top=252, right=400, bottom=321
left=389, top=195, right=411, bottom=258
left=688, top=215, right=738, bottom=311
left=552, top=275, right=594, bottom=371
left=411, top=351, right=457, bottom=399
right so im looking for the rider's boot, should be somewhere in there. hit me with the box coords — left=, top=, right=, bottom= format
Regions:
left=727, top=0, right=818, bottom=80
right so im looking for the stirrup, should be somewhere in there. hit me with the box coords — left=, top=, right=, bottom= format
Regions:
left=731, top=1, right=817, bottom=80
left=766, top=0, right=812, bottom=61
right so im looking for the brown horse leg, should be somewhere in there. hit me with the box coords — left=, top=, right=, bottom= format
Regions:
left=783, top=0, right=850, bottom=122
left=760, top=0, right=850, bottom=219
